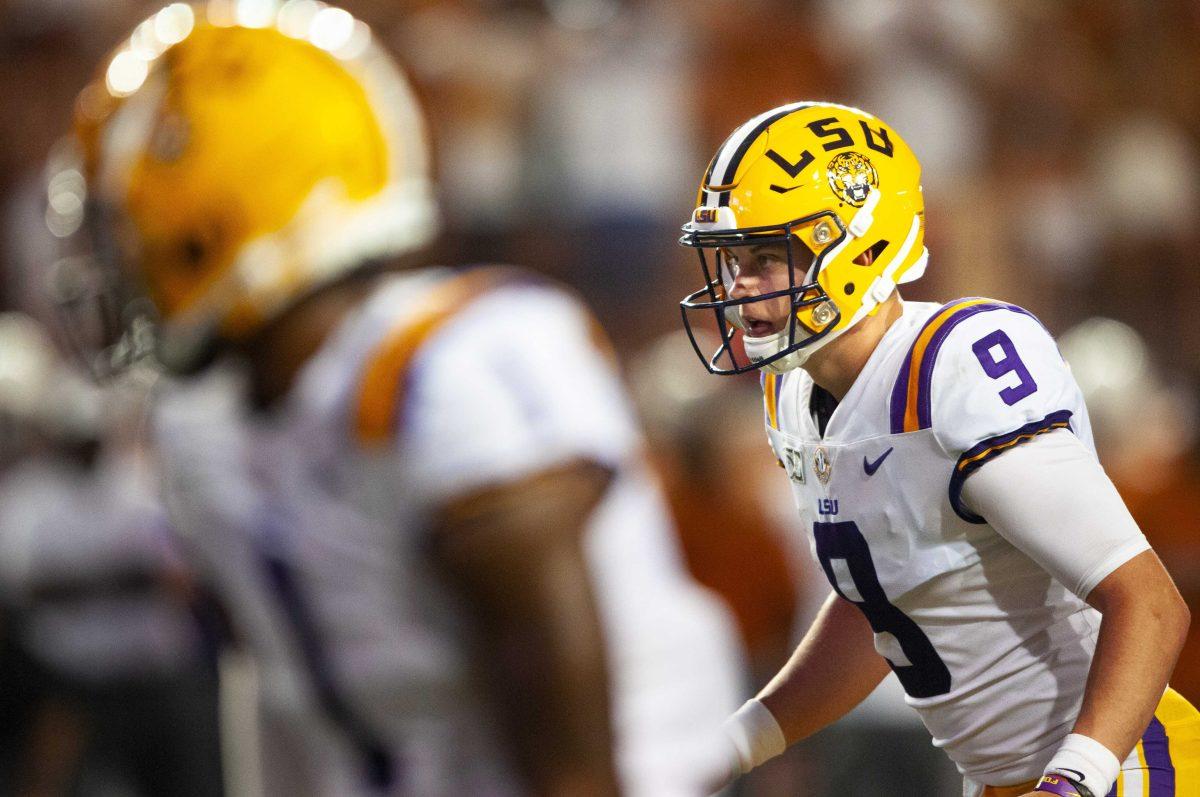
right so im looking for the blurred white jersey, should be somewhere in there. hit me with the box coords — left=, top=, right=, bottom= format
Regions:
left=762, top=298, right=1120, bottom=786
left=0, top=451, right=201, bottom=682
left=155, top=267, right=742, bottom=796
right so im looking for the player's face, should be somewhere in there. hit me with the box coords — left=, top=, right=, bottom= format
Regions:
left=724, top=243, right=793, bottom=336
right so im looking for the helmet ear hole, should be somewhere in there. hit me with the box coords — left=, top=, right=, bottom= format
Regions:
left=854, top=239, right=889, bottom=266
left=181, top=236, right=206, bottom=269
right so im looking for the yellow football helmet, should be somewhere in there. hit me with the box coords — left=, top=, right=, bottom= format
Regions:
left=51, top=1, right=438, bottom=374
left=679, top=102, right=927, bottom=375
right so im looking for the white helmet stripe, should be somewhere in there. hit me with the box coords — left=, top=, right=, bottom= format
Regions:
left=703, top=101, right=813, bottom=208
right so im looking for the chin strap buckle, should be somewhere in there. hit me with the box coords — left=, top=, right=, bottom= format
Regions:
left=867, top=275, right=895, bottom=304
left=848, top=188, right=881, bottom=238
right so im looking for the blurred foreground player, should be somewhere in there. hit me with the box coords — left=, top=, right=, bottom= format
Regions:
left=677, top=102, right=1196, bottom=796
left=57, top=3, right=741, bottom=795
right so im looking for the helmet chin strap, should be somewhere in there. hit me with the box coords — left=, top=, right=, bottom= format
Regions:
left=745, top=315, right=852, bottom=374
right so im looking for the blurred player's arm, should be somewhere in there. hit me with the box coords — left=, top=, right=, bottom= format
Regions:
left=963, top=429, right=1190, bottom=797
left=721, top=588, right=891, bottom=781
left=432, top=459, right=620, bottom=797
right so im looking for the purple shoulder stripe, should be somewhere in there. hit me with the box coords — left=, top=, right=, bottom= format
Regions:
left=915, top=302, right=1038, bottom=429
left=888, top=345, right=915, bottom=434
left=890, top=299, right=1042, bottom=434
left=890, top=299, right=992, bottom=433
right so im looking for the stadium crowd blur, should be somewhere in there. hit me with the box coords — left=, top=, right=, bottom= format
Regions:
left=0, top=0, right=1197, bottom=794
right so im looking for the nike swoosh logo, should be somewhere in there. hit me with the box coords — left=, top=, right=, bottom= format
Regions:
left=769, top=184, right=802, bottom=194
left=1055, top=768, right=1087, bottom=784
left=863, top=447, right=893, bottom=476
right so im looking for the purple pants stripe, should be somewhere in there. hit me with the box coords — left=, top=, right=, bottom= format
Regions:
left=1144, top=715, right=1176, bottom=795
left=1103, top=714, right=1175, bottom=797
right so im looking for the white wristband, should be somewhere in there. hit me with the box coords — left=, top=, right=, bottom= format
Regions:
left=722, top=698, right=787, bottom=774
left=1042, top=733, right=1121, bottom=797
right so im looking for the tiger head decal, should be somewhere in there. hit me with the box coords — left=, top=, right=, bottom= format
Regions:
left=827, top=151, right=879, bottom=207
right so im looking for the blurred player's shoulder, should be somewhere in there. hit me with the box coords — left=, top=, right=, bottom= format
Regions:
left=289, top=265, right=625, bottom=449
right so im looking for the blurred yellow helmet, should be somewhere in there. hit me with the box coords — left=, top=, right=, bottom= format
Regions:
left=679, top=102, right=927, bottom=375
left=55, top=1, right=437, bottom=373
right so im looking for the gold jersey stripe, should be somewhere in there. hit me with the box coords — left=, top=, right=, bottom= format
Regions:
left=354, top=270, right=509, bottom=446
left=763, top=373, right=779, bottom=429
left=903, top=298, right=992, bottom=432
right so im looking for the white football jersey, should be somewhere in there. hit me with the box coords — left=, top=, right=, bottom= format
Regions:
left=763, top=297, right=1114, bottom=785
left=154, top=267, right=743, bottom=796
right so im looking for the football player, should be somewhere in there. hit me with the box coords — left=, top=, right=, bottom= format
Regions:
left=54, top=3, right=742, bottom=795
left=677, top=102, right=1197, bottom=797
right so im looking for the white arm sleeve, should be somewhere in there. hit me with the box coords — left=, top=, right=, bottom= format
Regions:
left=960, top=428, right=1150, bottom=599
